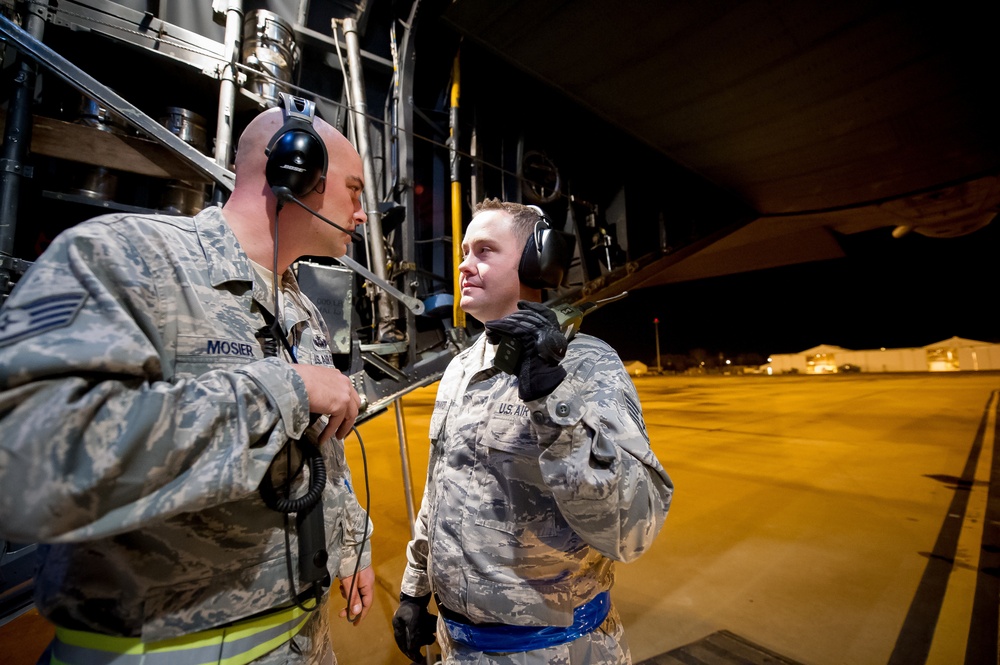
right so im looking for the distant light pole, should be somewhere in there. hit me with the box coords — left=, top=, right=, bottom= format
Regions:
left=654, top=318, right=662, bottom=373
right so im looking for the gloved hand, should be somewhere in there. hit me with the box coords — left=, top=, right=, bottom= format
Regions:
left=391, top=592, right=437, bottom=663
left=485, top=300, right=568, bottom=401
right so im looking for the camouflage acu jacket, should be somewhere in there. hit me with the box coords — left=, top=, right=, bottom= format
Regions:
left=401, top=332, right=672, bottom=627
left=0, top=207, right=371, bottom=641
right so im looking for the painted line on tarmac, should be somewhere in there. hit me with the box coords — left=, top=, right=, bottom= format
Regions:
left=888, top=391, right=996, bottom=665
left=925, top=390, right=997, bottom=664
left=966, top=389, right=1000, bottom=663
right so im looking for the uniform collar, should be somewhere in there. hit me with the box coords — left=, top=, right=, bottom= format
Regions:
left=192, top=206, right=305, bottom=323
left=457, top=333, right=502, bottom=385
left=193, top=206, right=256, bottom=289
left=247, top=259, right=307, bottom=332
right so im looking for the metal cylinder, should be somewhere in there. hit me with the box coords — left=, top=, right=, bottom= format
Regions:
left=158, top=107, right=209, bottom=154
left=70, top=96, right=129, bottom=200
left=343, top=18, right=398, bottom=338
left=77, top=96, right=128, bottom=133
left=158, top=108, right=209, bottom=214
left=160, top=181, right=208, bottom=216
left=241, top=9, right=300, bottom=105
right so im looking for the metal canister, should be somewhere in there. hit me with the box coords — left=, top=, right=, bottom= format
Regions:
left=160, top=181, right=208, bottom=216
left=241, top=9, right=300, bottom=105
left=76, top=96, right=129, bottom=134
left=158, top=108, right=210, bottom=214
left=70, top=96, right=129, bottom=200
left=158, top=107, right=209, bottom=154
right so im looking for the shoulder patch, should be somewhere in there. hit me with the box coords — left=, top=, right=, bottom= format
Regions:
left=0, top=292, right=88, bottom=346
left=624, top=392, right=647, bottom=437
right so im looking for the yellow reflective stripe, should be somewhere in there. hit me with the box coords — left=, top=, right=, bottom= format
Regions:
left=55, top=625, right=226, bottom=655
left=218, top=607, right=309, bottom=665
left=221, top=604, right=307, bottom=644
left=53, top=633, right=226, bottom=665
left=52, top=602, right=315, bottom=665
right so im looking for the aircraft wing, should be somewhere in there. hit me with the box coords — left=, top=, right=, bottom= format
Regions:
left=440, top=0, right=1000, bottom=283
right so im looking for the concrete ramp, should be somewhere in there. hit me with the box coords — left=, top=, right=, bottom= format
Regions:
left=638, top=630, right=807, bottom=665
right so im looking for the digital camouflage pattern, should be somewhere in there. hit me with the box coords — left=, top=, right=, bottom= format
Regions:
left=0, top=207, right=371, bottom=657
left=401, top=333, right=673, bottom=664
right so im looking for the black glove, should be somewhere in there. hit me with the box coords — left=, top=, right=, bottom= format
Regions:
left=485, top=300, right=568, bottom=401
left=391, top=592, right=437, bottom=663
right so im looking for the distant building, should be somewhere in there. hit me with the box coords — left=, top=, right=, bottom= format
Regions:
left=624, top=360, right=649, bottom=377
left=765, top=337, right=1000, bottom=374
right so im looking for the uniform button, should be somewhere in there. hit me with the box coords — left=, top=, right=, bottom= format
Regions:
left=532, top=411, right=545, bottom=424
left=555, top=403, right=570, bottom=417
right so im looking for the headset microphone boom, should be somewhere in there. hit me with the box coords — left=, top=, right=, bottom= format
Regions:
left=276, top=186, right=425, bottom=315
left=271, top=185, right=366, bottom=244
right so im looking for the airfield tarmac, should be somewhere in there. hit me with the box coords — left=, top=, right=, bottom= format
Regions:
left=3, top=371, right=998, bottom=665
left=329, top=371, right=1000, bottom=665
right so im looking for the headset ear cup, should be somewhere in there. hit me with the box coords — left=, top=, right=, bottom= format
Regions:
left=264, top=95, right=329, bottom=198
left=519, top=232, right=543, bottom=287
left=519, top=225, right=575, bottom=289
left=265, top=124, right=327, bottom=197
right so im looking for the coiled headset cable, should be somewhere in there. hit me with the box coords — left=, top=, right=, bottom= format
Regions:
left=258, top=204, right=372, bottom=620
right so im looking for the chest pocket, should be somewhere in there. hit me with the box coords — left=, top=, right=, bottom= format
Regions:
left=475, top=410, right=559, bottom=538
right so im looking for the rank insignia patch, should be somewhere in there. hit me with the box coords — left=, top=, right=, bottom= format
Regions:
left=0, top=293, right=88, bottom=346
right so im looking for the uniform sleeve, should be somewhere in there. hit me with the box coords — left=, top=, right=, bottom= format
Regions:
left=332, top=506, right=374, bottom=581
left=531, top=342, right=673, bottom=562
left=0, top=225, right=311, bottom=544
left=399, top=453, right=435, bottom=597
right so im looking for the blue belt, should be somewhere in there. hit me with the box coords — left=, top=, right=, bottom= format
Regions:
left=441, top=591, right=611, bottom=653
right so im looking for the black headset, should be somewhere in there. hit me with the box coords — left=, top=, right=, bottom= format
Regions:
left=518, top=205, right=576, bottom=289
left=264, top=93, right=328, bottom=198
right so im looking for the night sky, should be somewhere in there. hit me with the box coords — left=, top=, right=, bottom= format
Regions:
left=581, top=220, right=999, bottom=366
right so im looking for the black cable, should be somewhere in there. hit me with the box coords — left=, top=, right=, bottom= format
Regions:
left=268, top=425, right=371, bottom=618
left=261, top=204, right=372, bottom=622
left=280, top=460, right=325, bottom=614
left=344, top=424, right=370, bottom=622
left=271, top=204, right=298, bottom=362
left=259, top=205, right=326, bottom=513
left=266, top=203, right=326, bottom=613
left=258, top=441, right=326, bottom=513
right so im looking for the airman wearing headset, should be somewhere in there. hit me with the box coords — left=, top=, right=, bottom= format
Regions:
left=0, top=95, right=374, bottom=664
left=392, top=199, right=674, bottom=664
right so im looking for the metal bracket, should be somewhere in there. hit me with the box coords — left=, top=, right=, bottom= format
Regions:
left=360, top=350, right=409, bottom=382
left=0, top=158, right=31, bottom=178
left=337, top=254, right=425, bottom=315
